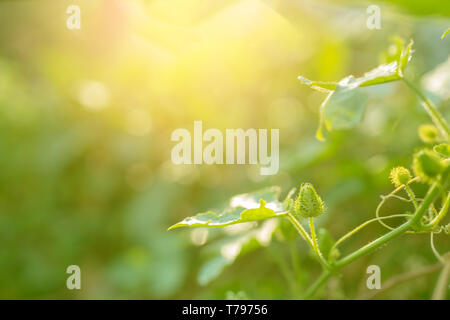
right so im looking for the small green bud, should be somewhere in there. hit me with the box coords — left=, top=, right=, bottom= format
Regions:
left=389, top=166, right=412, bottom=187
left=294, top=183, right=325, bottom=219
left=418, top=124, right=438, bottom=144
left=412, top=149, right=444, bottom=183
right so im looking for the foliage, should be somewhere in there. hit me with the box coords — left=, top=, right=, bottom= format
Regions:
left=168, top=187, right=286, bottom=230
left=170, top=38, right=450, bottom=299
left=1, top=0, right=449, bottom=300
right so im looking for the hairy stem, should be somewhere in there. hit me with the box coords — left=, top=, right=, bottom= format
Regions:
left=308, top=217, right=329, bottom=269
left=287, top=213, right=329, bottom=269
left=426, top=192, right=450, bottom=229
left=330, top=214, right=412, bottom=259
left=375, top=178, right=420, bottom=230
left=335, top=176, right=444, bottom=268
left=405, top=185, right=419, bottom=210
left=303, top=166, right=450, bottom=298
left=287, top=213, right=313, bottom=245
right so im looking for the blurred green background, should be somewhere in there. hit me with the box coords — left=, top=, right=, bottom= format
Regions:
left=0, top=0, right=449, bottom=299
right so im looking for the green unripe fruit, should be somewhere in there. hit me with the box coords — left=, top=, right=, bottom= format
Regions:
left=418, top=124, right=438, bottom=144
left=412, top=149, right=444, bottom=183
left=389, top=166, right=412, bottom=187
left=294, top=183, right=325, bottom=219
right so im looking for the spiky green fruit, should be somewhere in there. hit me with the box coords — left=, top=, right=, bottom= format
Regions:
left=389, top=167, right=412, bottom=187
left=294, top=183, right=325, bottom=219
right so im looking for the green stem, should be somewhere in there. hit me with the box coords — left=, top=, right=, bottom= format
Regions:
left=330, top=214, right=412, bottom=259
left=302, top=270, right=333, bottom=300
left=430, top=233, right=444, bottom=263
left=303, top=167, right=450, bottom=298
left=426, top=192, right=450, bottom=229
left=335, top=177, right=443, bottom=268
left=375, top=179, right=419, bottom=230
left=308, top=217, right=329, bottom=269
left=287, top=213, right=313, bottom=245
left=286, top=213, right=329, bottom=269
left=405, top=185, right=419, bottom=210
left=403, top=78, right=450, bottom=141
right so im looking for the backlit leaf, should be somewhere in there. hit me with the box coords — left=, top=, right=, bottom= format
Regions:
left=322, top=78, right=369, bottom=128
left=300, top=39, right=414, bottom=141
left=297, top=76, right=337, bottom=92
left=168, top=187, right=285, bottom=230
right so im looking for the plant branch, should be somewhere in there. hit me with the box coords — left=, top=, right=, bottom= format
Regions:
left=426, top=192, right=450, bottom=229
left=302, top=269, right=333, bottom=300
left=375, top=177, right=420, bottom=230
left=329, top=214, right=412, bottom=259
left=303, top=166, right=450, bottom=298
left=286, top=213, right=329, bottom=269
left=286, top=213, right=313, bottom=245
left=335, top=170, right=447, bottom=269
left=308, top=217, right=329, bottom=268
left=405, top=185, right=419, bottom=210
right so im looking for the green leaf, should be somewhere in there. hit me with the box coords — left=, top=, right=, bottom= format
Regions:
left=322, top=77, right=369, bottom=129
left=442, top=28, right=450, bottom=39
left=398, top=40, right=414, bottom=76
left=434, top=143, right=450, bottom=159
left=316, top=77, right=369, bottom=140
left=297, top=76, right=337, bottom=93
left=168, top=187, right=285, bottom=230
left=355, top=62, right=401, bottom=86
left=299, top=40, right=413, bottom=92
left=299, top=39, right=414, bottom=141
